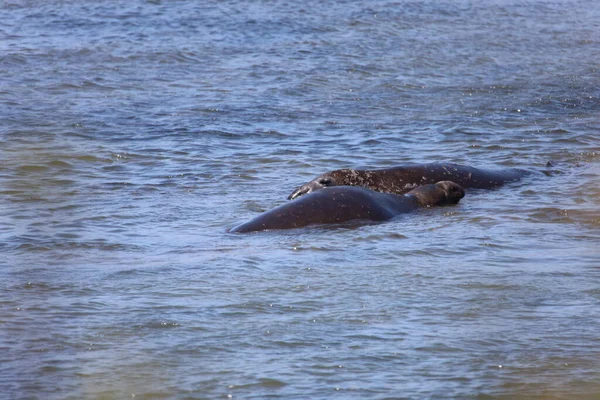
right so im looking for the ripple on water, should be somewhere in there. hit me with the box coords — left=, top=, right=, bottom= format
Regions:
left=2, top=0, right=600, bottom=399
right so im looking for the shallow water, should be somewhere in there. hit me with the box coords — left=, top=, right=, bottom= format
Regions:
left=2, top=0, right=600, bottom=398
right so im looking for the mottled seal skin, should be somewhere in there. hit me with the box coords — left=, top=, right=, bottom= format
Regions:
left=230, top=181, right=464, bottom=233
left=288, top=162, right=527, bottom=200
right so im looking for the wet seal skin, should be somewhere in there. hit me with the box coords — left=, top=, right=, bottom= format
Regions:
left=230, top=181, right=464, bottom=233
left=288, top=162, right=527, bottom=200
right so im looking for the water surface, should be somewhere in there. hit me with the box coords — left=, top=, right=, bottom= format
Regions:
left=2, top=0, right=600, bottom=398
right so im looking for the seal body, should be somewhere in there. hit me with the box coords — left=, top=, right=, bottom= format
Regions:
left=288, top=162, right=526, bottom=200
left=231, top=181, right=464, bottom=233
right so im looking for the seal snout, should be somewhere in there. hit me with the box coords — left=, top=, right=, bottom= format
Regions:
left=288, top=176, right=335, bottom=200
left=288, top=186, right=308, bottom=200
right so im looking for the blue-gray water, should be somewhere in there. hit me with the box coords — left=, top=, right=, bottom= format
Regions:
left=2, top=1, right=600, bottom=399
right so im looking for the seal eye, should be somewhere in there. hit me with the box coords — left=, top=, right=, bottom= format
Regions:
left=318, top=178, right=332, bottom=186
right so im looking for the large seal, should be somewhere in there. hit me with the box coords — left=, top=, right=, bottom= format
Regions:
left=288, top=162, right=527, bottom=200
left=231, top=181, right=464, bottom=233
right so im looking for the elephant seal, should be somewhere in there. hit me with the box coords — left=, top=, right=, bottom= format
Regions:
left=230, top=181, right=464, bottom=233
left=288, top=162, right=527, bottom=200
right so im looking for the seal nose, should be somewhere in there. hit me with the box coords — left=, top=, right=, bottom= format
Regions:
left=288, top=187, right=306, bottom=200
left=288, top=179, right=330, bottom=200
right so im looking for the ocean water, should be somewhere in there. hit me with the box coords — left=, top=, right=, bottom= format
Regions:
left=1, top=0, right=600, bottom=398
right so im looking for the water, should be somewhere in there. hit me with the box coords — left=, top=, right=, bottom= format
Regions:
left=1, top=0, right=600, bottom=398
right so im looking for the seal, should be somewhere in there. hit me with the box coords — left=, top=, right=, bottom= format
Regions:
left=288, top=162, right=527, bottom=200
left=230, top=181, right=464, bottom=233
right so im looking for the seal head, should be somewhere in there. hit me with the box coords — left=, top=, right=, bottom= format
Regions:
left=407, top=181, right=465, bottom=206
left=288, top=174, right=337, bottom=200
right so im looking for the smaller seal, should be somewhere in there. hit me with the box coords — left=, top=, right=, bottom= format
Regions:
left=230, top=181, right=464, bottom=233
